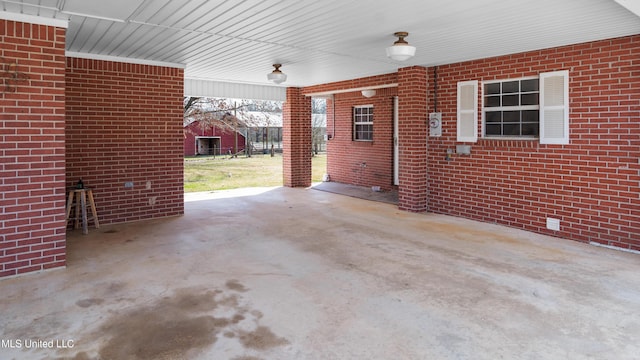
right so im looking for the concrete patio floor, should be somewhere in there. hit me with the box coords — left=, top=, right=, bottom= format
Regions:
left=1, top=186, right=639, bottom=360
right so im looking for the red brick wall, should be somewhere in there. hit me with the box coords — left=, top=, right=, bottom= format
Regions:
left=429, top=35, right=640, bottom=250
left=0, top=20, right=67, bottom=277
left=304, top=73, right=398, bottom=190
left=66, top=58, right=184, bottom=225
left=324, top=88, right=397, bottom=189
left=303, top=35, right=639, bottom=250
left=283, top=87, right=311, bottom=187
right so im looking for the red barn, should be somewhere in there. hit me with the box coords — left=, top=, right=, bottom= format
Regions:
left=184, top=120, right=246, bottom=156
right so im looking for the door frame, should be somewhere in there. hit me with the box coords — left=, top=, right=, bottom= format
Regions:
left=393, top=96, right=399, bottom=186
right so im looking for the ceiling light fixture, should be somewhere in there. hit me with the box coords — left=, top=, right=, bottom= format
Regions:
left=386, top=32, right=416, bottom=61
left=267, top=63, right=287, bottom=84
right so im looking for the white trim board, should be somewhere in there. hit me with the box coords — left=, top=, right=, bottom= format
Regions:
left=0, top=11, right=68, bottom=28
left=66, top=51, right=185, bottom=69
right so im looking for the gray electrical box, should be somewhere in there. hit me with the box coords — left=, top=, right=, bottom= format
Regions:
left=429, top=112, right=442, bottom=137
left=456, top=145, right=471, bottom=155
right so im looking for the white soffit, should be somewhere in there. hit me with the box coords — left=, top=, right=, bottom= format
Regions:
left=185, top=79, right=286, bottom=101
left=2, top=0, right=640, bottom=88
left=60, top=0, right=145, bottom=22
left=615, top=0, right=640, bottom=17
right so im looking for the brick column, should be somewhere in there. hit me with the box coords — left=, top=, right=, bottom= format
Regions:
left=397, top=66, right=428, bottom=212
left=283, top=87, right=312, bottom=187
left=0, top=19, right=67, bottom=277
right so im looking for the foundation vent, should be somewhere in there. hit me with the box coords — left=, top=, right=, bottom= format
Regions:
left=546, top=217, right=560, bottom=231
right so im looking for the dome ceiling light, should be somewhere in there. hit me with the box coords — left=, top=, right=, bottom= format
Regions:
left=267, top=63, right=287, bottom=84
left=386, top=32, right=416, bottom=61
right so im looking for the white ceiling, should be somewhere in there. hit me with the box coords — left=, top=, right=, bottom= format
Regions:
left=2, top=0, right=640, bottom=87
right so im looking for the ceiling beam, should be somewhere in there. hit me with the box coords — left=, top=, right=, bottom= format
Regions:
left=304, top=83, right=398, bottom=98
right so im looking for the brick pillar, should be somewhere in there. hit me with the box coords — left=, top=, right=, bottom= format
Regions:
left=0, top=19, right=67, bottom=277
left=397, top=66, right=428, bottom=212
left=283, top=87, right=312, bottom=187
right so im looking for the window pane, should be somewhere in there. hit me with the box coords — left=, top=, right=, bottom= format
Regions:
left=485, top=95, right=500, bottom=107
left=522, top=123, right=539, bottom=136
left=503, top=123, right=521, bottom=136
left=521, top=93, right=539, bottom=106
left=522, top=110, right=539, bottom=122
left=354, top=106, right=373, bottom=141
left=355, top=124, right=373, bottom=141
left=365, top=131, right=373, bottom=140
left=521, top=79, right=539, bottom=92
left=503, top=111, right=520, bottom=123
left=485, top=83, right=501, bottom=95
left=482, top=78, right=540, bottom=138
left=486, top=124, right=501, bottom=136
left=502, top=94, right=519, bottom=106
left=486, top=111, right=501, bottom=123
left=502, top=81, right=519, bottom=93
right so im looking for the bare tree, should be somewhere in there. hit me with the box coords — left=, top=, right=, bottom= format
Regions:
left=238, top=100, right=282, bottom=157
left=312, top=97, right=326, bottom=114
left=311, top=98, right=327, bottom=155
left=184, top=97, right=242, bottom=130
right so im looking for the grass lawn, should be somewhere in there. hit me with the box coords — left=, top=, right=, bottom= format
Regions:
left=184, top=153, right=327, bottom=192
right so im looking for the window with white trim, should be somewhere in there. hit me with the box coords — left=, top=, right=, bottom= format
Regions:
left=353, top=105, right=373, bottom=141
left=456, top=70, right=569, bottom=144
left=483, top=77, right=540, bottom=137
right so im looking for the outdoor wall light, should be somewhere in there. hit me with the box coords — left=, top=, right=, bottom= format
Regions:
left=361, top=89, right=376, bottom=98
left=386, top=32, right=416, bottom=61
left=267, top=64, right=287, bottom=84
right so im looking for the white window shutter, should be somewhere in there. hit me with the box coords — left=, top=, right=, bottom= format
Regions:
left=540, top=70, right=569, bottom=144
left=457, top=80, right=478, bottom=142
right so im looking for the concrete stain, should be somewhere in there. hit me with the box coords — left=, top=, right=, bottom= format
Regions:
left=226, top=279, right=249, bottom=292
left=397, top=219, right=570, bottom=263
left=97, top=291, right=222, bottom=360
left=105, top=281, right=126, bottom=294
left=60, top=351, right=94, bottom=360
left=163, top=289, right=223, bottom=313
left=75, top=298, right=104, bottom=308
left=59, top=282, right=288, bottom=359
left=238, top=325, right=289, bottom=350
left=232, top=313, right=246, bottom=323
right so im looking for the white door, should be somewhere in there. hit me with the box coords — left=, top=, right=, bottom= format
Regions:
left=393, top=96, right=399, bottom=186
